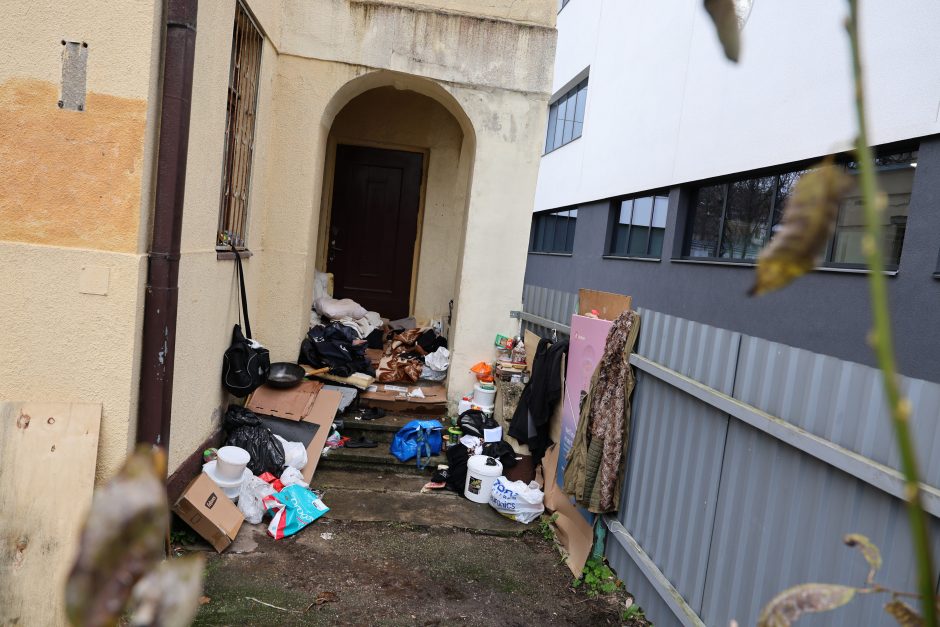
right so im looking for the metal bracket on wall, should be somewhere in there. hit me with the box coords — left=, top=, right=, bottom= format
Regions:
left=510, top=310, right=571, bottom=336
left=60, top=40, right=88, bottom=112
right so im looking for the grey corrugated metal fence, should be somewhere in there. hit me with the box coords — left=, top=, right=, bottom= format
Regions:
left=521, top=285, right=940, bottom=626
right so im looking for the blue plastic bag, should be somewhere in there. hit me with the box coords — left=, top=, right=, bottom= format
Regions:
left=390, top=419, right=444, bottom=467
left=263, top=485, right=329, bottom=539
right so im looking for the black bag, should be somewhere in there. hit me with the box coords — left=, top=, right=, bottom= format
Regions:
left=223, top=405, right=285, bottom=475
left=221, top=247, right=270, bottom=397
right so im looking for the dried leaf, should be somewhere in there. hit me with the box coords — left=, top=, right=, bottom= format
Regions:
left=199, top=596, right=212, bottom=606
left=65, top=446, right=171, bottom=627
left=843, top=533, right=882, bottom=583
left=757, top=583, right=857, bottom=627
left=750, top=157, right=852, bottom=296
left=884, top=600, right=925, bottom=626
left=704, top=0, right=741, bottom=62
left=128, top=555, right=205, bottom=627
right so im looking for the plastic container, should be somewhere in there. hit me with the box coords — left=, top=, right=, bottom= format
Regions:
left=215, top=446, right=250, bottom=481
left=464, top=455, right=503, bottom=503
left=203, top=460, right=250, bottom=501
left=473, top=383, right=496, bottom=407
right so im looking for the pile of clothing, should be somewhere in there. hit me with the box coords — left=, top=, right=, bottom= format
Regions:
left=311, top=296, right=385, bottom=348
left=298, top=322, right=374, bottom=376
left=376, top=327, right=448, bottom=383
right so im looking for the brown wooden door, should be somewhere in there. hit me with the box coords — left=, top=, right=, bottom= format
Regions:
left=327, top=145, right=424, bottom=320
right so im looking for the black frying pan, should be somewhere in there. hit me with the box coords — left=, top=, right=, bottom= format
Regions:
left=266, top=362, right=306, bottom=388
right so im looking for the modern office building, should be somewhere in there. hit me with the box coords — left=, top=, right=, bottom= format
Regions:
left=524, top=1, right=940, bottom=625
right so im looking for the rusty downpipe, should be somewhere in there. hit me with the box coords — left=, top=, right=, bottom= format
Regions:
left=136, top=0, right=198, bottom=455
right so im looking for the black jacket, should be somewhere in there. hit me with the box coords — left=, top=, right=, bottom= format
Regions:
left=508, top=337, right=568, bottom=465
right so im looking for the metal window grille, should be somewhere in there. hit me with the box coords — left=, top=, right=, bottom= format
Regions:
left=217, top=2, right=263, bottom=249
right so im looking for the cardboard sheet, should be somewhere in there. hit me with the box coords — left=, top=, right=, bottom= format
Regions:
left=542, top=443, right=593, bottom=577
left=248, top=384, right=342, bottom=484
left=578, top=288, right=632, bottom=321
left=360, top=383, right=447, bottom=414
left=173, top=473, right=244, bottom=552
left=246, top=380, right=324, bottom=421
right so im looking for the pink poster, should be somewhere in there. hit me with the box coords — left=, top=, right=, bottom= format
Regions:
left=556, top=314, right=612, bottom=516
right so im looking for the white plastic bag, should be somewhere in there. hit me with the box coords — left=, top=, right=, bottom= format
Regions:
left=280, top=466, right=309, bottom=489
left=273, top=434, right=308, bottom=470
left=489, top=476, right=545, bottom=524
left=237, top=475, right=276, bottom=524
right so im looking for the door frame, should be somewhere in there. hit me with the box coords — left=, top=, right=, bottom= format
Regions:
left=317, top=137, right=430, bottom=317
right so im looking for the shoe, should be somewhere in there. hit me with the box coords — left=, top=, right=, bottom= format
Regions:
left=345, top=436, right=378, bottom=449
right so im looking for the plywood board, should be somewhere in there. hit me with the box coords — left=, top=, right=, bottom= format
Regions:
left=578, top=288, right=632, bottom=321
left=0, top=402, right=102, bottom=626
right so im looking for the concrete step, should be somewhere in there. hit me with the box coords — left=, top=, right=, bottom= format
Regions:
left=338, top=412, right=453, bottom=444
left=319, top=443, right=445, bottom=474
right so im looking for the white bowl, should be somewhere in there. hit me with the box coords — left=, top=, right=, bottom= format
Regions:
left=215, top=446, right=250, bottom=481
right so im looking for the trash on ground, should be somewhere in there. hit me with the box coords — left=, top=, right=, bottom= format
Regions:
left=489, top=476, right=545, bottom=524
left=263, top=485, right=330, bottom=540
left=173, top=473, right=244, bottom=552
left=390, top=419, right=444, bottom=467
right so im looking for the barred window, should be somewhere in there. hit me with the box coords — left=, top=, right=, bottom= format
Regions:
left=217, top=2, right=262, bottom=249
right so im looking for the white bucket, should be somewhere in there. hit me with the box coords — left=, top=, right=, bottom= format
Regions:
left=215, top=446, right=250, bottom=481
left=464, top=455, right=503, bottom=503
left=473, top=384, right=496, bottom=407
left=203, top=460, right=249, bottom=502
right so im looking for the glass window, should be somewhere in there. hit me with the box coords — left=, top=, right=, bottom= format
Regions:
left=831, top=151, right=916, bottom=268
left=608, top=194, right=669, bottom=258
left=530, top=208, right=577, bottom=254
left=686, top=185, right=724, bottom=258
left=545, top=79, right=588, bottom=153
left=720, top=176, right=775, bottom=260
left=683, top=148, right=917, bottom=269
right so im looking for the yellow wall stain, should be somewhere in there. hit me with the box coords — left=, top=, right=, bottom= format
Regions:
left=0, top=78, right=147, bottom=253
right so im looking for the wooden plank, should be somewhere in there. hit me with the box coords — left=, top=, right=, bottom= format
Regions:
left=0, top=402, right=102, bottom=627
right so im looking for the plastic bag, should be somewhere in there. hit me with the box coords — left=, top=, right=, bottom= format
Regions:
left=489, top=476, right=545, bottom=524
left=425, top=347, right=450, bottom=372
left=263, top=485, right=329, bottom=539
left=390, top=419, right=444, bottom=466
left=223, top=405, right=286, bottom=475
left=280, top=466, right=309, bottom=489
left=482, top=440, right=518, bottom=468
left=273, top=434, right=308, bottom=470
left=237, top=475, right=276, bottom=525
left=470, top=361, right=493, bottom=382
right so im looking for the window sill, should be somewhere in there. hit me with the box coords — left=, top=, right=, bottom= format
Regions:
left=603, top=255, right=661, bottom=263
left=528, top=251, right=573, bottom=257
left=216, top=248, right=253, bottom=261
left=671, top=257, right=899, bottom=276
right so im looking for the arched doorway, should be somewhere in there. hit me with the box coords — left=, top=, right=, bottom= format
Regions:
left=315, top=74, right=476, bottom=336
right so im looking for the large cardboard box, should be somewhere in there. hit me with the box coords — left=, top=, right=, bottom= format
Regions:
left=173, top=473, right=244, bottom=552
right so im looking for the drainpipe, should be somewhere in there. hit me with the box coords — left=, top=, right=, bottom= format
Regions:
left=136, top=0, right=198, bottom=455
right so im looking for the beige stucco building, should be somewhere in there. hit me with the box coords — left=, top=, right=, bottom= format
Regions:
left=1, top=0, right=556, bottom=479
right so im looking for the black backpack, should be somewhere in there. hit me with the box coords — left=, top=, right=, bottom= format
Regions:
left=221, top=247, right=270, bottom=397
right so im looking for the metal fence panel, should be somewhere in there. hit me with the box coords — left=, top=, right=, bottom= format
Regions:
left=735, top=335, right=940, bottom=489
left=620, top=372, right=729, bottom=615
left=701, top=419, right=940, bottom=626
left=518, top=289, right=940, bottom=625
left=606, top=539, right=681, bottom=626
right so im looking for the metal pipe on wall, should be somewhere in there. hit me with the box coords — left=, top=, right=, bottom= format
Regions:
left=136, top=0, right=198, bottom=454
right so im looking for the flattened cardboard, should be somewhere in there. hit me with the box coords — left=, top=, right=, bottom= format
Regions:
left=246, top=379, right=324, bottom=421
left=173, top=473, right=244, bottom=553
left=300, top=389, right=342, bottom=483
left=542, top=443, right=593, bottom=577
left=578, top=288, right=632, bottom=321
left=360, top=383, right=447, bottom=414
